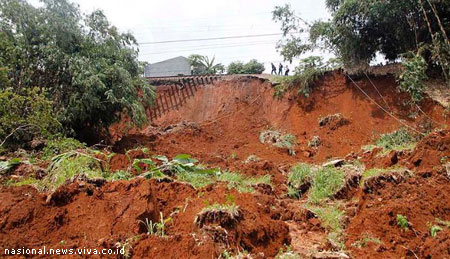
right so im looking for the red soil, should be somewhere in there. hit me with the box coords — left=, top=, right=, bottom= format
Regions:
left=1, top=72, right=449, bottom=258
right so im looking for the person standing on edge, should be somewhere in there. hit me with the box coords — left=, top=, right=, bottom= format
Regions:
left=285, top=65, right=290, bottom=76
left=278, top=63, right=283, bottom=75
left=271, top=63, right=277, bottom=75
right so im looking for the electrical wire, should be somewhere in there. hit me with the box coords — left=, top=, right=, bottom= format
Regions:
left=138, top=33, right=283, bottom=45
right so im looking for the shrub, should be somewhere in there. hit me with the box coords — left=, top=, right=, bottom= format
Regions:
left=0, top=0, right=155, bottom=135
left=41, top=138, right=86, bottom=160
left=398, top=52, right=428, bottom=103
left=227, top=59, right=265, bottom=74
left=42, top=151, right=104, bottom=190
left=0, top=88, right=61, bottom=149
left=273, top=56, right=331, bottom=98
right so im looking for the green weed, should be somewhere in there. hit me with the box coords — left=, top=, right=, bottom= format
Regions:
left=308, top=167, right=344, bottom=204
left=396, top=214, right=409, bottom=231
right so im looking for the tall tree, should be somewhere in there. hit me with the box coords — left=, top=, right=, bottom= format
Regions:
left=273, top=1, right=450, bottom=76
left=188, top=55, right=225, bottom=75
left=0, top=0, right=155, bottom=136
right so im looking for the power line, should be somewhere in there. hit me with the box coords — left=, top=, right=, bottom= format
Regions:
left=138, top=33, right=282, bottom=45
left=140, top=40, right=278, bottom=56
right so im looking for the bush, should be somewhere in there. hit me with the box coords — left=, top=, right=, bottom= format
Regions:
left=398, top=52, right=428, bottom=103
left=41, top=138, right=86, bottom=160
left=227, top=59, right=265, bottom=74
left=273, top=56, right=330, bottom=98
left=0, top=88, right=61, bottom=149
left=0, top=0, right=155, bottom=135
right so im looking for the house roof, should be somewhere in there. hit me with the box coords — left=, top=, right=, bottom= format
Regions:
left=149, top=56, right=189, bottom=66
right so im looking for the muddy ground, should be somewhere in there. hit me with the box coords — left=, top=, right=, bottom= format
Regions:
left=1, top=71, right=449, bottom=258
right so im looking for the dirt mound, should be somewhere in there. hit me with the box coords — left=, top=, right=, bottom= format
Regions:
left=346, top=173, right=450, bottom=258
left=0, top=180, right=290, bottom=258
left=407, top=129, right=450, bottom=170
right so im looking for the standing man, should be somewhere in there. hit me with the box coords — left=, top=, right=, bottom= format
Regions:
left=285, top=65, right=290, bottom=76
left=278, top=63, right=283, bottom=75
left=271, top=63, right=277, bottom=75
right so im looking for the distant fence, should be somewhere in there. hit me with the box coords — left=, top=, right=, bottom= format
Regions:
left=147, top=75, right=223, bottom=121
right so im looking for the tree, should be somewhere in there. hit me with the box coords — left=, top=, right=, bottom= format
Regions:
left=227, top=59, right=265, bottom=74
left=273, top=1, right=450, bottom=77
left=0, top=0, right=155, bottom=137
left=188, top=54, right=224, bottom=75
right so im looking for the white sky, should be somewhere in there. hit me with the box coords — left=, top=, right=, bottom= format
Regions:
left=31, top=0, right=333, bottom=72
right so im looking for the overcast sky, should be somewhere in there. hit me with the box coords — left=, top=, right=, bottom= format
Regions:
left=32, top=0, right=332, bottom=72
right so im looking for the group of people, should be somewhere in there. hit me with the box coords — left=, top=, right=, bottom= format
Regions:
left=271, top=63, right=290, bottom=76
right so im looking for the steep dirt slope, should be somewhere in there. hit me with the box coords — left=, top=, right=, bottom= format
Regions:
left=112, top=71, right=447, bottom=165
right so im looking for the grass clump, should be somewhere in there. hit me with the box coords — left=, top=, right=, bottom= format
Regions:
left=260, top=130, right=297, bottom=156
left=436, top=218, right=450, bottom=228
left=308, top=204, right=346, bottom=250
left=365, top=128, right=417, bottom=154
left=396, top=214, right=410, bottom=231
left=217, top=171, right=271, bottom=193
left=0, top=158, right=22, bottom=175
left=308, top=166, right=344, bottom=204
left=139, top=212, right=172, bottom=237
left=41, top=138, right=85, bottom=160
left=352, top=234, right=382, bottom=248
left=244, top=154, right=260, bottom=164
left=308, top=136, right=321, bottom=148
left=360, top=166, right=408, bottom=187
left=287, top=163, right=314, bottom=198
left=429, top=225, right=443, bottom=237
left=41, top=151, right=104, bottom=191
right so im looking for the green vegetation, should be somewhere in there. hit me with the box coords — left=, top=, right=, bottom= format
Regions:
left=429, top=225, right=443, bottom=237
left=287, top=163, right=313, bottom=198
left=364, top=128, right=417, bottom=154
left=352, top=234, right=382, bottom=248
left=139, top=212, right=172, bottom=237
left=436, top=218, right=450, bottom=228
left=360, top=167, right=409, bottom=187
left=42, top=151, right=105, bottom=191
left=396, top=214, right=410, bottom=231
left=308, top=166, right=344, bottom=204
left=188, top=54, right=225, bottom=75
left=260, top=130, right=297, bottom=155
left=308, top=136, right=321, bottom=148
left=308, top=204, right=346, bottom=250
left=227, top=59, right=265, bottom=74
left=0, top=158, right=21, bottom=174
left=0, top=0, right=155, bottom=143
left=273, top=56, right=335, bottom=98
left=0, top=88, right=61, bottom=149
left=398, top=52, right=429, bottom=103
left=273, top=1, right=450, bottom=82
left=41, top=138, right=86, bottom=160
left=244, top=154, right=260, bottom=164
left=197, top=202, right=240, bottom=219
left=217, top=171, right=271, bottom=193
